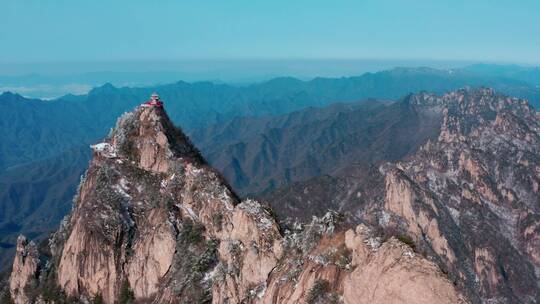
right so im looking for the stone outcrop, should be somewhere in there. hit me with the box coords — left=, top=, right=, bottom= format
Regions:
left=379, top=88, right=540, bottom=303
left=252, top=221, right=466, bottom=304
left=9, top=236, right=39, bottom=304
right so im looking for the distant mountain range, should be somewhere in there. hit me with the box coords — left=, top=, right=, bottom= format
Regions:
left=463, top=63, right=540, bottom=86
left=1, top=64, right=540, bottom=270
left=3, top=65, right=540, bottom=172
left=191, top=95, right=442, bottom=195
left=0, top=59, right=476, bottom=98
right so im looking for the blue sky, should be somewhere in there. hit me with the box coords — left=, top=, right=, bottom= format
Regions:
left=1, top=0, right=539, bottom=64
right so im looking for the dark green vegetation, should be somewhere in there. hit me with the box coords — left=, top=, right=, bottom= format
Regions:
left=0, top=292, right=14, bottom=304
left=118, top=281, right=135, bottom=304
left=92, top=293, right=104, bottom=304
left=168, top=224, right=218, bottom=303
left=23, top=267, right=75, bottom=304
left=394, top=234, right=416, bottom=250
left=305, top=279, right=340, bottom=304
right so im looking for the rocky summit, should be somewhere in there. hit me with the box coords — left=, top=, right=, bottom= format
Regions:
left=378, top=88, right=540, bottom=303
left=266, top=88, right=540, bottom=303
left=4, top=87, right=540, bottom=304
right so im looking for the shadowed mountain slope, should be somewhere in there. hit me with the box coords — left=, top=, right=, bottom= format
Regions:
left=2, top=66, right=540, bottom=172
left=192, top=95, right=443, bottom=195
left=0, top=147, right=90, bottom=270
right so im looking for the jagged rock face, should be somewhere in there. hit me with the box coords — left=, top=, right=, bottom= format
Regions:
left=8, top=105, right=283, bottom=303
left=251, top=220, right=466, bottom=304
left=256, top=88, right=540, bottom=303
left=54, top=106, right=243, bottom=303
left=342, top=225, right=465, bottom=304
left=9, top=236, right=39, bottom=304
left=380, top=88, right=540, bottom=303
left=8, top=103, right=467, bottom=303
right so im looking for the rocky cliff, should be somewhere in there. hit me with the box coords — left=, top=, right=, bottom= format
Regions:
left=9, top=236, right=39, bottom=304
left=7, top=102, right=466, bottom=303
left=374, top=88, right=540, bottom=303
left=260, top=88, right=540, bottom=303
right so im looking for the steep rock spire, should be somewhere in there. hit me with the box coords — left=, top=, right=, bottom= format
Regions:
left=9, top=236, right=39, bottom=304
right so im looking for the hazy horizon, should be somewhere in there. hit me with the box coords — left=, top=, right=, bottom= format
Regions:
left=0, top=58, right=480, bottom=99
left=1, top=58, right=539, bottom=99
left=0, top=58, right=478, bottom=76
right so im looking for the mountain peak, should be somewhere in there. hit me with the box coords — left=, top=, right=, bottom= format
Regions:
left=0, top=91, right=26, bottom=102
left=88, top=82, right=117, bottom=95
left=406, top=87, right=534, bottom=114
left=94, top=102, right=203, bottom=173
left=44, top=95, right=243, bottom=303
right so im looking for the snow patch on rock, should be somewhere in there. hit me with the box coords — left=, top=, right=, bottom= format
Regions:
left=91, top=142, right=117, bottom=158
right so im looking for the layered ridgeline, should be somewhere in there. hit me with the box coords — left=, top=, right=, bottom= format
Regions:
left=263, top=88, right=540, bottom=302
left=192, top=96, right=441, bottom=195
left=3, top=65, right=540, bottom=172
left=5, top=101, right=466, bottom=303
left=3, top=66, right=540, bottom=272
